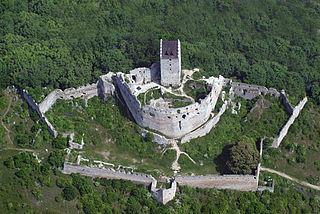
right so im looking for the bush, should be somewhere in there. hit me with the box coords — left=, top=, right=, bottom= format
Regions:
left=52, top=135, right=68, bottom=149
left=62, top=185, right=78, bottom=201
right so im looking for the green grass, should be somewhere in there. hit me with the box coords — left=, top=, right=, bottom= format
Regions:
left=145, top=88, right=162, bottom=105
left=262, top=102, right=320, bottom=185
left=45, top=96, right=176, bottom=175
left=162, top=92, right=193, bottom=108
left=180, top=95, right=290, bottom=175
left=184, top=80, right=211, bottom=102
left=0, top=89, right=54, bottom=150
left=137, top=93, right=144, bottom=105
left=138, top=87, right=192, bottom=108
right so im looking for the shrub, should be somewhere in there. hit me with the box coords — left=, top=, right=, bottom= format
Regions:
left=62, top=185, right=78, bottom=201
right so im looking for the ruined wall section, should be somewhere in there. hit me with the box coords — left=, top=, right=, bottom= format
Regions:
left=181, top=100, right=228, bottom=143
left=63, top=163, right=155, bottom=185
left=115, top=74, right=224, bottom=138
left=280, top=90, right=294, bottom=114
left=24, top=74, right=115, bottom=138
left=39, top=83, right=98, bottom=113
left=22, top=90, right=58, bottom=137
left=113, top=73, right=144, bottom=122
left=98, top=73, right=116, bottom=100
left=39, top=75, right=115, bottom=114
left=230, top=81, right=280, bottom=100
left=39, top=89, right=63, bottom=113
left=175, top=174, right=258, bottom=191
left=139, top=129, right=170, bottom=145
left=128, top=67, right=152, bottom=85
left=272, top=97, right=308, bottom=148
left=151, top=180, right=177, bottom=204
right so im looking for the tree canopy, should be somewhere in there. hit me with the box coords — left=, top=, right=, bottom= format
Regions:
left=227, top=140, right=260, bottom=174
left=0, top=0, right=319, bottom=104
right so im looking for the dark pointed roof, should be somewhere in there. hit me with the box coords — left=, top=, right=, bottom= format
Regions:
left=162, top=40, right=178, bottom=59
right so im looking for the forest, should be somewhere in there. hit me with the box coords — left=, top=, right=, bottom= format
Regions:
left=0, top=0, right=320, bottom=213
left=0, top=0, right=319, bottom=104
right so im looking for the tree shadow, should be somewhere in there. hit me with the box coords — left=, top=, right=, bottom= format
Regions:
left=214, top=145, right=232, bottom=174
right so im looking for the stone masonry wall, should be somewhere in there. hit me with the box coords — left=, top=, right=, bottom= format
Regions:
left=175, top=174, right=258, bottom=191
left=115, top=73, right=224, bottom=138
left=63, top=163, right=155, bottom=185
left=230, top=81, right=280, bottom=100
left=139, top=129, right=170, bottom=145
left=22, top=90, right=58, bottom=137
left=161, top=57, right=180, bottom=87
left=151, top=180, right=177, bottom=204
left=181, top=100, right=228, bottom=143
left=280, top=90, right=294, bottom=114
left=24, top=74, right=115, bottom=138
left=272, top=97, right=308, bottom=148
left=128, top=68, right=152, bottom=85
left=39, top=76, right=114, bottom=114
left=39, top=83, right=98, bottom=113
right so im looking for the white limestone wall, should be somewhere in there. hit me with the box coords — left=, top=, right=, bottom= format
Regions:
left=63, top=163, right=155, bottom=185
left=151, top=180, right=177, bottom=204
left=175, top=174, right=258, bottom=191
left=139, top=129, right=170, bottom=145
left=115, top=74, right=224, bottom=138
left=39, top=76, right=115, bottom=114
left=280, top=90, right=294, bottom=114
left=181, top=100, right=228, bottom=143
left=39, top=89, right=63, bottom=113
left=98, top=73, right=116, bottom=99
left=272, top=97, right=308, bottom=148
left=22, top=90, right=58, bottom=137
left=24, top=73, right=115, bottom=138
left=129, top=67, right=152, bottom=84
left=230, top=81, right=280, bottom=100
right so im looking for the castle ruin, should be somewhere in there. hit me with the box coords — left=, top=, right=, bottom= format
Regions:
left=22, top=39, right=308, bottom=204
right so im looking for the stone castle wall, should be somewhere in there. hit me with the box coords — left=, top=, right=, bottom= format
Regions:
left=139, top=129, right=170, bottom=145
left=280, top=90, right=294, bottom=114
left=39, top=84, right=98, bottom=113
left=63, top=163, right=155, bottom=185
left=115, top=73, right=224, bottom=138
left=181, top=100, right=228, bottom=143
left=151, top=180, right=177, bottom=204
left=230, top=81, right=280, bottom=100
left=23, top=74, right=115, bottom=138
left=175, top=174, right=258, bottom=191
left=22, top=90, right=58, bottom=137
left=39, top=76, right=114, bottom=114
left=272, top=97, right=308, bottom=148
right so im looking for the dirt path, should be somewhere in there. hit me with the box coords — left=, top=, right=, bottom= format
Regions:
left=168, top=139, right=196, bottom=172
left=1, top=96, right=13, bottom=144
left=175, top=70, right=196, bottom=103
left=260, top=167, right=320, bottom=191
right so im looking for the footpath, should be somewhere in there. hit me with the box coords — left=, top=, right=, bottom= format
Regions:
left=260, top=167, right=320, bottom=191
